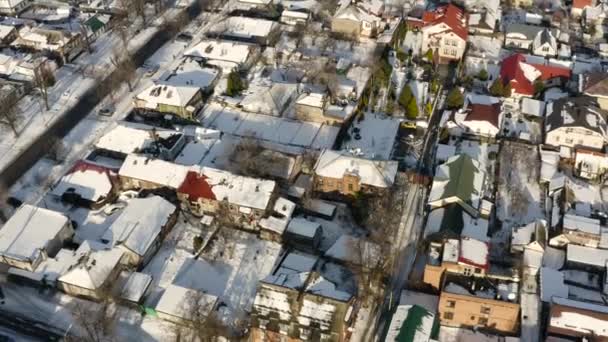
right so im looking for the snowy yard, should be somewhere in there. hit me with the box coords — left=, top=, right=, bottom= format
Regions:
left=142, top=216, right=282, bottom=325
left=341, top=113, right=400, bottom=160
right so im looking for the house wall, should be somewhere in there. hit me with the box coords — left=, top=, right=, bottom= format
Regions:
left=314, top=174, right=362, bottom=196
left=533, top=42, right=557, bottom=57
left=596, top=97, right=608, bottom=111
left=427, top=197, right=478, bottom=217
left=438, top=291, right=520, bottom=333
left=422, top=25, right=466, bottom=64
left=505, top=34, right=532, bottom=50
left=331, top=18, right=361, bottom=38
left=545, top=127, right=605, bottom=150
left=58, top=262, right=123, bottom=301
left=424, top=261, right=488, bottom=289
left=461, top=120, right=500, bottom=138
left=563, top=229, right=600, bottom=248
left=120, top=176, right=164, bottom=191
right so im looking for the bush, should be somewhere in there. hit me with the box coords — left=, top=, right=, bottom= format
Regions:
left=396, top=50, right=407, bottom=63
left=477, top=69, right=489, bottom=81
left=489, top=79, right=504, bottom=97
left=406, top=97, right=419, bottom=119
left=193, top=236, right=203, bottom=254
left=226, top=71, right=245, bottom=97
left=446, top=88, right=464, bottom=109
left=425, top=49, right=433, bottom=62
left=398, top=84, right=413, bottom=109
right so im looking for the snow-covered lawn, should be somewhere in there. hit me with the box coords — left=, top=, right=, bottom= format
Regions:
left=341, top=113, right=400, bottom=160
left=142, top=217, right=282, bottom=324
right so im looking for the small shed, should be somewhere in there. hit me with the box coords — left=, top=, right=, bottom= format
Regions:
left=120, top=272, right=153, bottom=305
left=284, top=217, right=323, bottom=252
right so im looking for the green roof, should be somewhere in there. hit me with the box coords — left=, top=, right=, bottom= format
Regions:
left=395, top=305, right=438, bottom=342
left=85, top=16, right=105, bottom=32
left=441, top=154, right=480, bottom=206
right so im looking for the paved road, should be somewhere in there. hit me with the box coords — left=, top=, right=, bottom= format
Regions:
left=0, top=3, right=205, bottom=188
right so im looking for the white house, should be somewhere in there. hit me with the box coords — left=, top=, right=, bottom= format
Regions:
left=505, top=23, right=543, bottom=50
left=421, top=4, right=468, bottom=64
left=51, top=160, right=115, bottom=209
left=57, top=241, right=125, bottom=300
left=133, top=83, right=203, bottom=120
left=118, top=154, right=192, bottom=190
left=532, top=29, right=558, bottom=57
left=0, top=205, right=73, bottom=271
left=184, top=40, right=255, bottom=72
left=545, top=97, right=608, bottom=151
left=155, top=284, right=218, bottom=325
left=100, top=196, right=177, bottom=267
left=448, top=94, right=502, bottom=138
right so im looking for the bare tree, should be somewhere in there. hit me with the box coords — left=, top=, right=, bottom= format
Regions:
left=67, top=299, right=117, bottom=342
left=112, top=14, right=130, bottom=49
left=34, top=63, right=55, bottom=110
left=229, top=138, right=286, bottom=179
left=0, top=91, right=22, bottom=136
left=110, top=50, right=136, bottom=92
left=172, top=290, right=231, bottom=342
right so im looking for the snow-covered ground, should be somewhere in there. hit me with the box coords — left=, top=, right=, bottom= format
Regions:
left=341, top=113, right=400, bottom=160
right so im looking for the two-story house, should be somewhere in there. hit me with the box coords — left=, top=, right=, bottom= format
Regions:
left=545, top=97, right=608, bottom=151
left=331, top=2, right=382, bottom=39
left=421, top=4, right=468, bottom=64
left=504, top=23, right=543, bottom=50
left=500, top=53, right=571, bottom=97
left=134, top=83, right=203, bottom=120
left=313, top=149, right=398, bottom=196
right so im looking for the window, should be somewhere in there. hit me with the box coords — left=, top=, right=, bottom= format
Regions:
left=478, top=317, right=489, bottom=325
left=463, top=268, right=473, bottom=276
left=475, top=268, right=482, bottom=274
left=565, top=138, right=573, bottom=144
left=443, top=312, right=454, bottom=320
left=481, top=306, right=491, bottom=314
left=542, top=46, right=549, bottom=52
left=446, top=300, right=456, bottom=308
left=348, top=183, right=353, bottom=191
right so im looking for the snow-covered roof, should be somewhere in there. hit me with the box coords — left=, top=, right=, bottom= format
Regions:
left=0, top=205, right=69, bottom=262
left=563, top=213, right=600, bottom=236
left=0, top=24, right=15, bottom=40
left=305, top=274, right=353, bottom=302
left=550, top=297, right=608, bottom=338
left=240, top=82, right=298, bottom=117
left=296, top=92, right=326, bottom=108
left=567, top=244, right=608, bottom=268
left=51, top=161, right=114, bottom=202
left=120, top=272, right=152, bottom=303
left=178, top=168, right=276, bottom=210
left=521, top=98, right=546, bottom=117
left=286, top=217, right=321, bottom=238
left=163, top=59, right=219, bottom=90
left=155, top=284, right=218, bottom=320
left=135, top=83, right=200, bottom=108
left=119, top=154, right=192, bottom=189
left=213, top=16, right=278, bottom=40
left=95, top=123, right=183, bottom=155
left=263, top=252, right=317, bottom=289
left=58, top=241, right=124, bottom=290
left=458, top=237, right=489, bottom=269
left=102, top=196, right=176, bottom=257
left=314, top=149, right=398, bottom=188
left=184, top=40, right=252, bottom=70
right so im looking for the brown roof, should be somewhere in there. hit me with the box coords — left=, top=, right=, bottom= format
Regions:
left=585, top=74, right=608, bottom=97
left=548, top=303, right=608, bottom=341
left=465, top=103, right=501, bottom=128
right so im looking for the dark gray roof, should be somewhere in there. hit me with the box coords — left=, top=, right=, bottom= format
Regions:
left=545, top=96, right=608, bottom=136
left=538, top=28, right=553, bottom=45
left=506, top=23, right=543, bottom=40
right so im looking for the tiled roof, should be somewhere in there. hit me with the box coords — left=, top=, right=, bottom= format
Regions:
left=177, top=171, right=216, bottom=201
left=466, top=103, right=501, bottom=128
left=573, top=0, right=593, bottom=9
left=500, top=53, right=571, bottom=96
left=423, top=4, right=468, bottom=40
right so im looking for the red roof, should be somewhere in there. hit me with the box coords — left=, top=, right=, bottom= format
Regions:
left=500, top=53, right=571, bottom=96
left=177, top=171, right=216, bottom=201
left=573, top=0, right=593, bottom=9
left=69, top=160, right=115, bottom=175
left=466, top=103, right=501, bottom=128
left=423, top=4, right=468, bottom=41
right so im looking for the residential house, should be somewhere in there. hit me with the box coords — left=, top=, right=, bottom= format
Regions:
left=0, top=0, right=29, bottom=15
left=438, top=272, right=520, bottom=334
left=251, top=252, right=355, bottom=341
left=280, top=10, right=309, bottom=26
left=120, top=272, right=153, bottom=305
left=566, top=243, right=608, bottom=271
left=0, top=24, right=17, bottom=46
left=0, top=204, right=73, bottom=272
left=11, top=26, right=83, bottom=62
left=161, top=59, right=219, bottom=94
left=283, top=217, right=323, bottom=253
left=504, top=24, right=542, bottom=50
left=294, top=92, right=336, bottom=124
left=118, top=154, right=191, bottom=190
left=258, top=197, right=296, bottom=242
left=572, top=0, right=594, bottom=17
left=427, top=154, right=486, bottom=218
left=548, top=297, right=608, bottom=340
left=421, top=4, right=468, bottom=64
left=313, top=149, right=398, bottom=196
left=511, top=220, right=547, bottom=254
left=447, top=95, right=502, bottom=138
left=583, top=73, right=608, bottom=110
left=133, top=83, right=203, bottom=120
left=239, top=82, right=298, bottom=117
left=176, top=169, right=277, bottom=231
left=544, top=97, right=607, bottom=151
left=532, top=29, right=558, bottom=57
left=184, top=40, right=256, bottom=72
left=100, top=196, right=178, bottom=268
left=575, top=149, right=608, bottom=180
left=424, top=238, right=490, bottom=290
left=464, top=0, right=499, bottom=35
left=210, top=16, right=280, bottom=45
left=560, top=213, right=602, bottom=247
left=95, top=123, right=186, bottom=161
left=51, top=160, right=116, bottom=209
left=83, top=14, right=111, bottom=40
left=331, top=3, right=382, bottom=39
left=57, top=241, right=125, bottom=300
left=500, top=53, right=571, bottom=97
left=155, top=284, right=218, bottom=325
